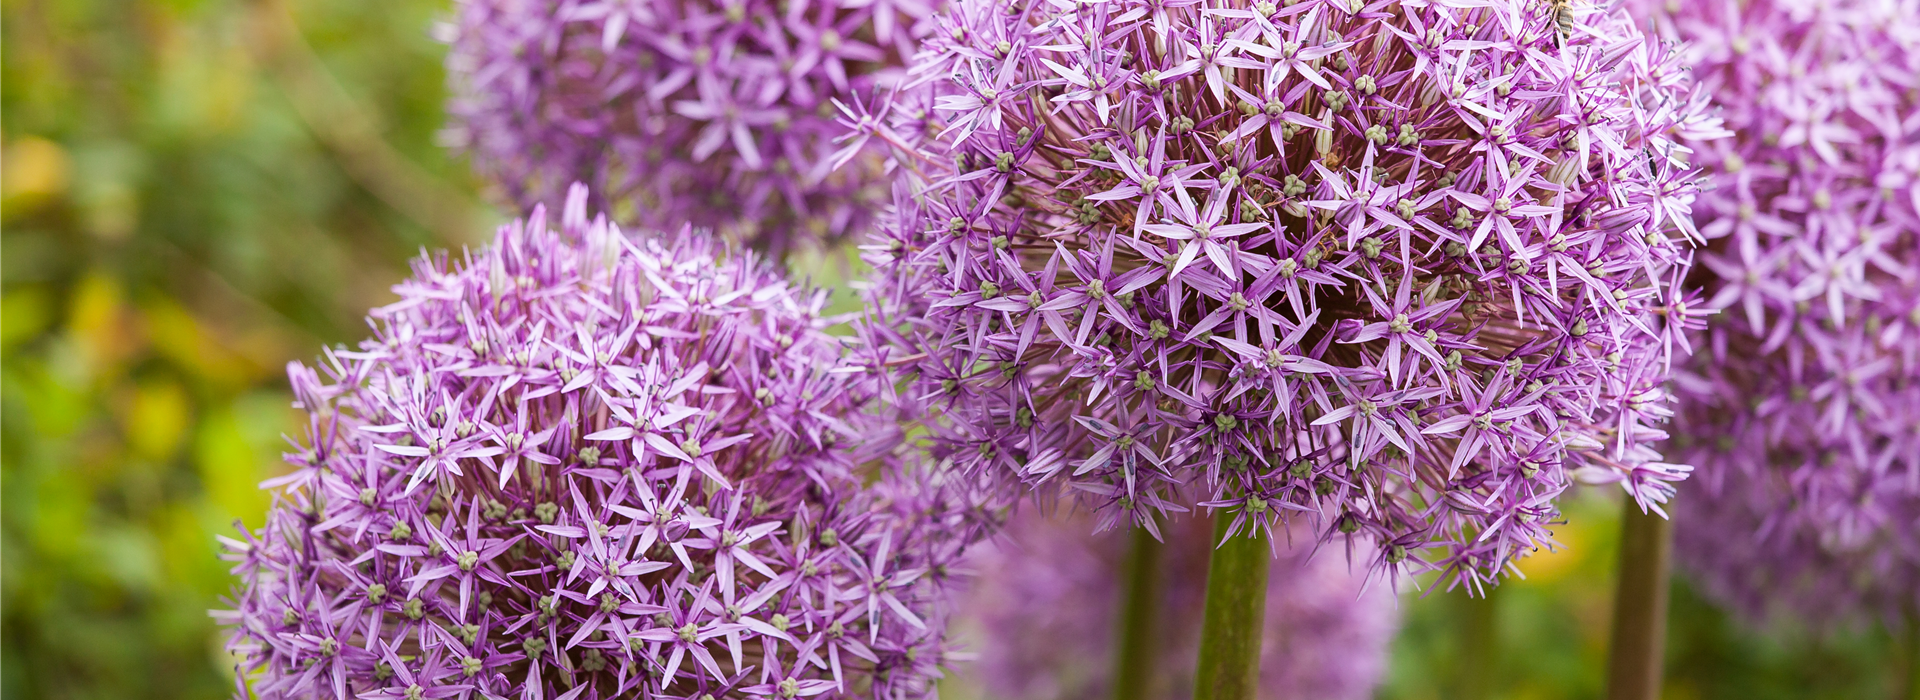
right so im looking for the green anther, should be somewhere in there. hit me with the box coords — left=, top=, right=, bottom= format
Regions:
left=940, top=378, right=959, bottom=395
left=979, top=281, right=1000, bottom=299
left=1354, top=75, right=1377, bottom=94
left=1337, top=514, right=1360, bottom=534
left=534, top=502, right=559, bottom=524
left=1171, top=115, right=1195, bottom=134
left=578, top=446, right=601, bottom=464
left=948, top=216, right=967, bottom=232
left=1246, top=496, right=1269, bottom=514
left=1396, top=199, right=1417, bottom=219
left=389, top=521, right=412, bottom=541
left=1224, top=454, right=1248, bottom=471
left=457, top=550, right=480, bottom=572
left=1361, top=237, right=1384, bottom=258
left=1219, top=166, right=1240, bottom=189
left=556, top=550, right=576, bottom=571
left=1315, top=476, right=1337, bottom=495
left=991, top=235, right=1010, bottom=250
left=1283, top=174, right=1308, bottom=197
left=1086, top=278, right=1107, bottom=299
left=1016, top=127, right=1033, bottom=145
left=995, top=152, right=1016, bottom=173
left=359, top=487, right=378, bottom=507
left=678, top=623, right=700, bottom=644
left=1397, top=124, right=1420, bottom=146
left=1304, top=247, right=1325, bottom=268
left=1290, top=460, right=1312, bottom=479
left=404, top=598, right=425, bottom=620
left=1148, top=319, right=1170, bottom=339
left=1445, top=350, right=1463, bottom=371
left=1571, top=318, right=1589, bottom=337
left=772, top=613, right=791, bottom=632
left=319, top=638, right=339, bottom=656
left=1134, top=371, right=1157, bottom=391
left=1239, top=100, right=1258, bottom=115
left=1228, top=292, right=1250, bottom=310
left=1323, top=90, right=1349, bottom=111
left=483, top=499, right=508, bottom=521
left=1027, top=290, right=1044, bottom=309
left=461, top=656, right=483, bottom=677
left=1451, top=208, right=1475, bottom=229
left=1016, top=406, right=1034, bottom=428
left=828, top=620, right=845, bottom=639
left=1387, top=544, right=1408, bottom=563
left=1141, top=70, right=1163, bottom=91
left=1118, top=291, right=1136, bottom=308
left=581, top=648, right=608, bottom=672
left=1214, top=414, right=1239, bottom=432
left=601, top=593, right=621, bottom=614
left=680, top=438, right=702, bottom=458
left=1365, top=124, right=1389, bottom=145
left=781, top=678, right=801, bottom=698
left=819, top=528, right=839, bottom=547
left=523, top=637, right=547, bottom=658
left=1141, top=175, right=1161, bottom=191
left=1264, top=99, right=1285, bottom=117
left=375, top=663, right=394, bottom=681
left=366, top=584, right=388, bottom=605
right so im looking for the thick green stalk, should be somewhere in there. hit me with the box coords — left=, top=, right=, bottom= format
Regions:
left=1605, top=500, right=1673, bottom=700
left=1452, top=582, right=1502, bottom=699
left=1193, top=516, right=1269, bottom=700
left=1902, top=612, right=1920, bottom=700
left=1111, top=526, right=1164, bottom=700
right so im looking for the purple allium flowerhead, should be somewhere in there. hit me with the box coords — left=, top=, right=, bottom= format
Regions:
left=444, top=0, right=944, bottom=256
left=1636, top=0, right=1920, bottom=625
left=955, top=508, right=1399, bottom=700
left=213, top=185, right=971, bottom=700
left=853, top=0, right=1727, bottom=588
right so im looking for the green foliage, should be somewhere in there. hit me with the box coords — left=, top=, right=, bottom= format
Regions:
left=2, top=1, right=1911, bottom=699
left=0, top=0, right=491, bottom=696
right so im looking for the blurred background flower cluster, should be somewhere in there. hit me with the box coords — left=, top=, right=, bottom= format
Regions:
left=0, top=0, right=1909, bottom=698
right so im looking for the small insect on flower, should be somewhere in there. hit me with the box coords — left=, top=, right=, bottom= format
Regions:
left=215, top=185, right=972, bottom=700
left=860, top=0, right=1721, bottom=589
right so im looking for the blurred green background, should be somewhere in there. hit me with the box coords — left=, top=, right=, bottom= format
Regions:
left=0, top=0, right=1908, bottom=697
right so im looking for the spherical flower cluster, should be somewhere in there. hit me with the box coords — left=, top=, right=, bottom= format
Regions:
left=858, top=0, right=1722, bottom=586
left=216, top=186, right=967, bottom=700
left=445, top=0, right=943, bottom=255
left=1642, top=0, right=1920, bottom=624
left=954, top=508, right=1399, bottom=700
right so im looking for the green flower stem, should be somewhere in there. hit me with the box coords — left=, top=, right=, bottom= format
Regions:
left=1193, top=515, right=1269, bottom=700
left=1903, top=611, right=1920, bottom=700
left=1111, top=525, right=1164, bottom=700
left=1453, top=582, right=1502, bottom=699
left=1605, top=500, right=1673, bottom=700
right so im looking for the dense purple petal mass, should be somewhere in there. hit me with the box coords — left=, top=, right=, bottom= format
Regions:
left=1643, top=0, right=1920, bottom=625
left=445, top=0, right=943, bottom=255
left=956, top=509, right=1399, bottom=700
left=215, top=186, right=968, bottom=700
left=856, top=0, right=1722, bottom=587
